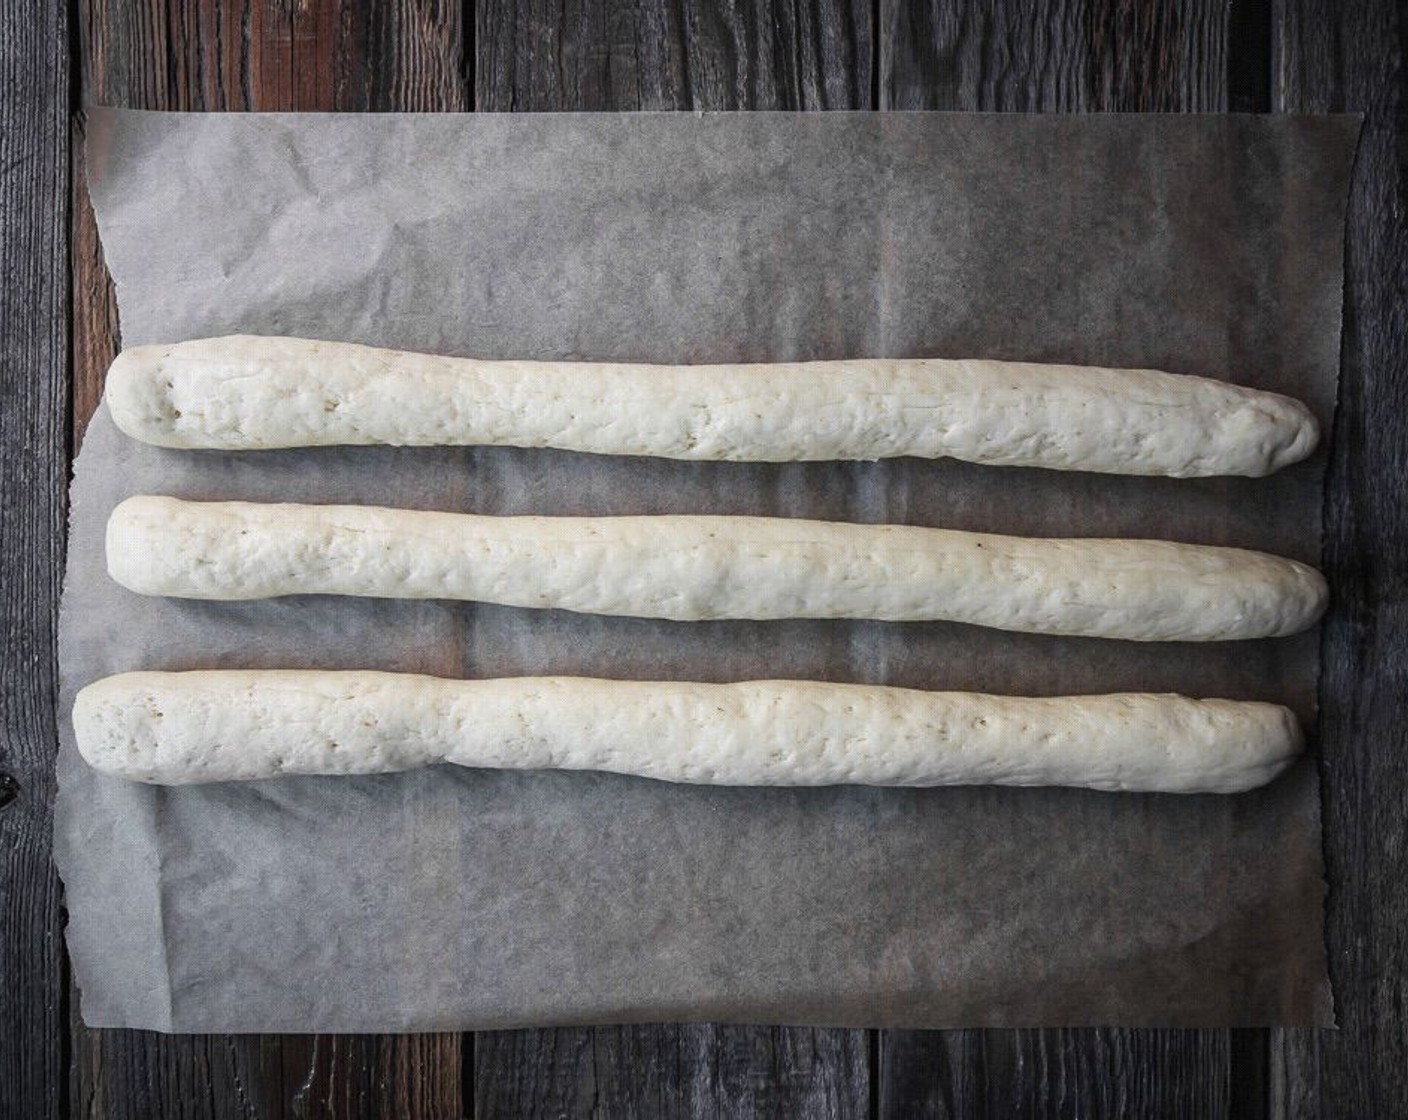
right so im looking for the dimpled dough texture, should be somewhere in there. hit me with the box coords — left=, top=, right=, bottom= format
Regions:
left=73, top=672, right=1303, bottom=793
left=105, top=336, right=1320, bottom=477
left=107, top=497, right=1328, bottom=642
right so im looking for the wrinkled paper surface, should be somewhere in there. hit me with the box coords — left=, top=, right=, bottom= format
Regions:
left=58, top=109, right=1357, bottom=1029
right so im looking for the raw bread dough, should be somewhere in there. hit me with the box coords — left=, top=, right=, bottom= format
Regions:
left=108, top=496, right=1328, bottom=642
left=105, top=335, right=1320, bottom=477
left=72, top=671, right=1302, bottom=793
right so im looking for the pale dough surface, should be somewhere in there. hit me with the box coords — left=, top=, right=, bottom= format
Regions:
left=105, top=336, right=1319, bottom=477
left=73, top=671, right=1302, bottom=793
left=108, top=496, right=1328, bottom=642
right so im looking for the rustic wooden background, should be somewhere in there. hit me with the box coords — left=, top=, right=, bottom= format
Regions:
left=2, top=1, right=1404, bottom=1116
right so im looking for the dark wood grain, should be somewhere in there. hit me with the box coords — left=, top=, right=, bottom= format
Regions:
left=880, top=0, right=1227, bottom=110
left=1272, top=2, right=1408, bottom=1117
left=70, top=3, right=469, bottom=1117
left=81, top=0, right=469, bottom=113
left=70, top=1032, right=464, bottom=1119
left=475, top=1025, right=870, bottom=1118
left=0, top=3, right=70, bottom=1118
left=476, top=0, right=872, bottom=110
left=878, top=1030, right=1236, bottom=1119
left=470, top=3, right=876, bottom=1115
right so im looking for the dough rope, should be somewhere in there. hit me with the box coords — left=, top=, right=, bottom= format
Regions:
left=73, top=671, right=1303, bottom=793
left=107, top=496, right=1328, bottom=642
left=105, top=335, right=1320, bottom=477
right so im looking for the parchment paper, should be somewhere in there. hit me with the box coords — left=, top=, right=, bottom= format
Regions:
left=58, top=109, right=1357, bottom=1030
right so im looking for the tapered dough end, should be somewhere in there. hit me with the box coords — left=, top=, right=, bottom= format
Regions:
left=105, top=495, right=183, bottom=596
left=107, top=336, right=312, bottom=449
left=1286, top=561, right=1331, bottom=636
left=1213, top=700, right=1303, bottom=791
left=1226, top=391, right=1321, bottom=477
left=105, top=344, right=190, bottom=447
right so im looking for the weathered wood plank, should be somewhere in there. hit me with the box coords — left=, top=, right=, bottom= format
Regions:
left=470, top=2, right=875, bottom=1113
left=70, top=3, right=469, bottom=1117
left=880, top=0, right=1227, bottom=111
left=475, top=1025, right=870, bottom=1118
left=1271, top=2, right=1408, bottom=1117
left=81, top=0, right=470, bottom=113
left=0, top=0, right=71, bottom=1115
left=878, top=1030, right=1233, bottom=1119
left=70, top=1031, right=464, bottom=1120
left=475, top=0, right=872, bottom=110
left=0, top=3, right=71, bottom=1117
left=875, top=3, right=1255, bottom=1116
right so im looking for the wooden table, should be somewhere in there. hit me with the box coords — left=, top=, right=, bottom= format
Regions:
left=3, top=2, right=1404, bottom=1116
